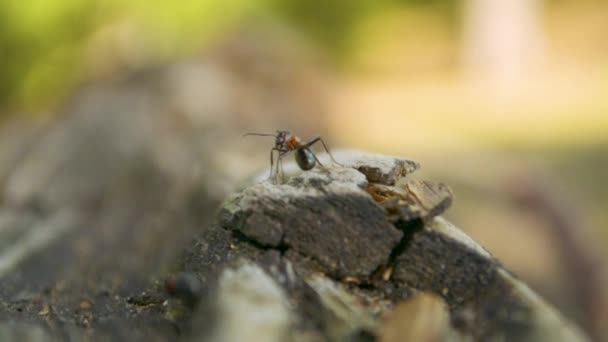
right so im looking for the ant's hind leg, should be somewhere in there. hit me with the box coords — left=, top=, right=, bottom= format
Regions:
left=319, top=138, right=342, bottom=166
left=309, top=151, right=330, bottom=174
left=304, top=136, right=342, bottom=166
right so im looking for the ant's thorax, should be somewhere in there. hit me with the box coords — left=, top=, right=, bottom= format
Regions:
left=287, top=135, right=301, bottom=150
left=275, top=132, right=301, bottom=150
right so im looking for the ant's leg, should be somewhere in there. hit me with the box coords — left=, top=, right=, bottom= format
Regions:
left=269, top=148, right=286, bottom=181
left=319, top=138, right=342, bottom=166
left=304, top=136, right=342, bottom=166
left=275, top=154, right=283, bottom=183
left=276, top=150, right=294, bottom=183
left=303, top=136, right=321, bottom=147
left=308, top=149, right=330, bottom=173
left=269, top=148, right=275, bottom=179
left=278, top=149, right=294, bottom=161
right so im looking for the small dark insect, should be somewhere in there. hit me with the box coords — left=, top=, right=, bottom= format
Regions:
left=165, top=272, right=203, bottom=308
left=244, top=130, right=341, bottom=182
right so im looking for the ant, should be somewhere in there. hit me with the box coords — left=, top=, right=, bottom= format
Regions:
left=244, top=130, right=341, bottom=182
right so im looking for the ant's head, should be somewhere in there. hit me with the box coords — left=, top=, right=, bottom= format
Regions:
left=275, top=130, right=291, bottom=148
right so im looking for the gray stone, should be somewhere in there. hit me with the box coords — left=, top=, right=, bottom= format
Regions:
left=390, top=217, right=589, bottom=342
left=219, top=167, right=403, bottom=279
left=334, top=150, right=420, bottom=185
left=210, top=152, right=589, bottom=342
left=367, top=179, right=453, bottom=223
left=0, top=322, right=55, bottom=342
left=305, top=274, right=378, bottom=341
left=208, top=263, right=292, bottom=342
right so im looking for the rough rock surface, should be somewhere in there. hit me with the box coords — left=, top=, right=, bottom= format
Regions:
left=178, top=152, right=588, bottom=342
left=219, top=167, right=403, bottom=278
left=336, top=150, right=420, bottom=185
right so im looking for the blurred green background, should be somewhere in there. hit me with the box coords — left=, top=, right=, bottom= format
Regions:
left=0, top=0, right=459, bottom=113
left=1, top=0, right=607, bottom=339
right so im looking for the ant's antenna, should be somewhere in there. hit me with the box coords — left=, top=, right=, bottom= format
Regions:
left=243, top=132, right=277, bottom=138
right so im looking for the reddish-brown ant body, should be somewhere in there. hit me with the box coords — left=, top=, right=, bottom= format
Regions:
left=244, top=130, right=341, bottom=182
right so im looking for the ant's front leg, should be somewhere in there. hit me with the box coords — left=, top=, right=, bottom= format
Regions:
left=304, top=136, right=343, bottom=166
left=270, top=148, right=286, bottom=181
left=276, top=149, right=294, bottom=183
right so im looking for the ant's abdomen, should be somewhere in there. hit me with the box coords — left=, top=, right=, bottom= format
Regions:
left=295, top=148, right=316, bottom=170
